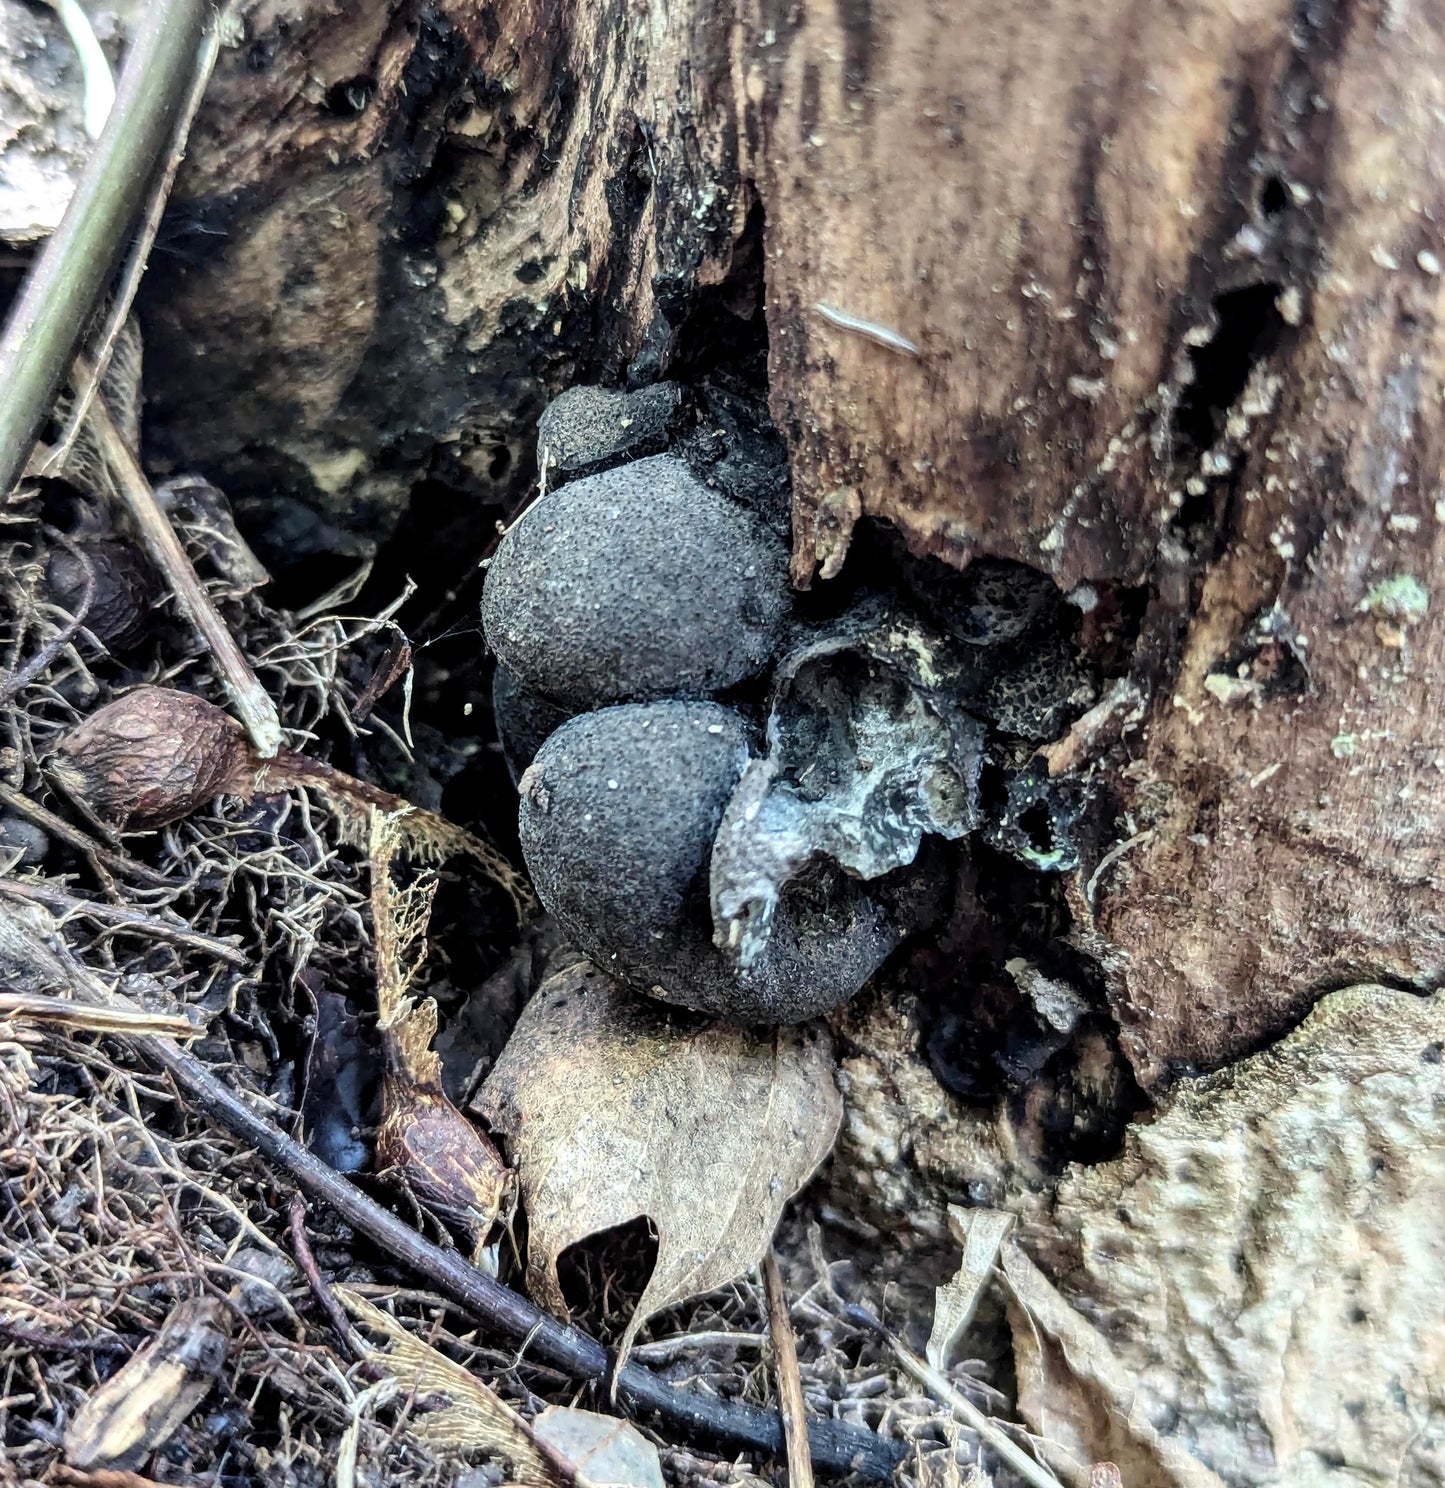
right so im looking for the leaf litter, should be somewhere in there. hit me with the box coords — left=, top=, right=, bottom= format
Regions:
left=475, top=958, right=842, bottom=1362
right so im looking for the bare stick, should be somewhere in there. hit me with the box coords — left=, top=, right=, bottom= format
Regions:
left=0, top=0, right=214, bottom=499
left=289, top=1195, right=359, bottom=1360
left=0, top=781, right=170, bottom=886
left=78, top=357, right=282, bottom=757
left=138, top=1037, right=903, bottom=1478
left=45, top=20, right=225, bottom=477
left=0, top=877, right=247, bottom=965
left=763, top=1249, right=815, bottom=1488
left=0, top=992, right=196, bottom=1038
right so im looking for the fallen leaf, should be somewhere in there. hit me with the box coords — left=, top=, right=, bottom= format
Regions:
left=338, top=1287, right=559, bottom=1484
left=926, top=1205, right=1012, bottom=1370
left=533, top=1407, right=664, bottom=1488
left=475, top=962, right=842, bottom=1356
left=1004, top=983, right=1445, bottom=1488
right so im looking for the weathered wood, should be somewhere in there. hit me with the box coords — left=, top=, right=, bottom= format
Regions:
left=144, top=0, right=1445, bottom=1088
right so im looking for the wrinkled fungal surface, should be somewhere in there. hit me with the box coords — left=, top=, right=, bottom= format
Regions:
left=905, top=554, right=1064, bottom=646
left=516, top=700, right=934, bottom=1022
left=491, top=382, right=1108, bottom=1023
left=536, top=382, right=691, bottom=484
left=711, top=604, right=986, bottom=972
left=482, top=455, right=791, bottom=710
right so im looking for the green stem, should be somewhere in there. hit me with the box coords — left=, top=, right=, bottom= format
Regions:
left=0, top=0, right=214, bottom=498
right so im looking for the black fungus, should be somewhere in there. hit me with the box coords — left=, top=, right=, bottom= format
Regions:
left=482, top=455, right=791, bottom=709
left=986, top=760, right=1086, bottom=872
left=518, top=701, right=751, bottom=966
left=905, top=555, right=1063, bottom=646
left=517, top=700, right=934, bottom=1022
left=491, top=665, right=573, bottom=786
left=536, top=383, right=692, bottom=485
left=711, top=603, right=986, bottom=973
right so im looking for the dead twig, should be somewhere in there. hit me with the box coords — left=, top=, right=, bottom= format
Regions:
left=0, top=781, right=170, bottom=886
left=846, top=1303, right=1065, bottom=1488
left=762, top=1249, right=814, bottom=1488
left=0, top=992, right=196, bottom=1038
left=77, top=358, right=282, bottom=757
left=0, top=0, right=213, bottom=498
left=289, top=1195, right=359, bottom=1361
left=44, top=22, right=224, bottom=477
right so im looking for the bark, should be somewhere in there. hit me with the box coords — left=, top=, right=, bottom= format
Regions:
left=143, top=0, right=1445, bottom=1089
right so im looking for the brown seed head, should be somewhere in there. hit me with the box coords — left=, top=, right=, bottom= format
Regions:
left=50, top=686, right=254, bottom=831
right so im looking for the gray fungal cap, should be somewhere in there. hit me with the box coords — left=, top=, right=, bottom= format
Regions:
left=518, top=701, right=752, bottom=969
left=536, top=383, right=690, bottom=484
left=482, top=455, right=791, bottom=710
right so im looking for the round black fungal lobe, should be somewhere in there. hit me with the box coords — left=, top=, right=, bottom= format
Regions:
left=517, top=701, right=752, bottom=966
left=492, top=665, right=573, bottom=786
left=516, top=700, right=925, bottom=1023
left=482, top=455, right=791, bottom=709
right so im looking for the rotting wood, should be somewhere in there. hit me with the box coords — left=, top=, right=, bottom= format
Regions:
left=144, top=0, right=1445, bottom=1086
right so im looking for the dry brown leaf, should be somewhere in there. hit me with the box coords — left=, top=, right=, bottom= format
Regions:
left=533, top=1407, right=663, bottom=1488
left=475, top=961, right=842, bottom=1357
left=337, top=1288, right=559, bottom=1484
left=1005, top=983, right=1445, bottom=1488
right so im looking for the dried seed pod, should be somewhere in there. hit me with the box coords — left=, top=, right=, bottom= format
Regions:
left=64, top=1297, right=231, bottom=1471
left=45, top=536, right=154, bottom=650
left=375, top=1033, right=516, bottom=1257
left=482, top=455, right=791, bottom=709
left=49, top=686, right=252, bottom=831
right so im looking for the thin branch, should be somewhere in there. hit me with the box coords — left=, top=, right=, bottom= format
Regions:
left=0, top=0, right=215, bottom=499
left=763, top=1249, right=815, bottom=1488
left=0, top=781, right=171, bottom=886
left=79, top=356, right=282, bottom=757
left=138, top=1036, right=904, bottom=1479
left=0, top=992, right=196, bottom=1038
left=289, top=1195, right=359, bottom=1361
left=44, top=19, right=225, bottom=478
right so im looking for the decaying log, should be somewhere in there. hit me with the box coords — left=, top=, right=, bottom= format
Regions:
left=142, top=0, right=1445, bottom=1086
